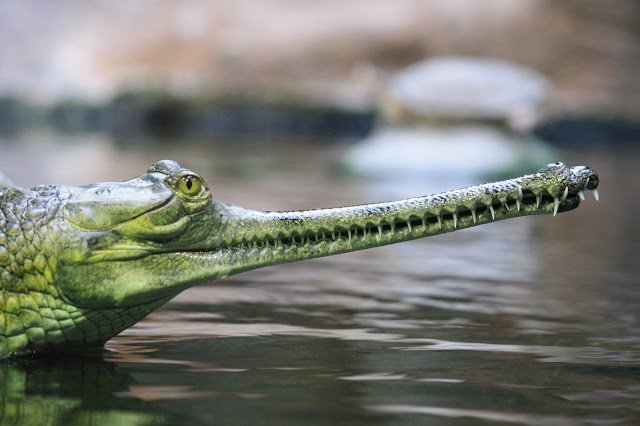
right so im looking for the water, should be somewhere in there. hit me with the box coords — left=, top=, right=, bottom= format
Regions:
left=1, top=132, right=639, bottom=425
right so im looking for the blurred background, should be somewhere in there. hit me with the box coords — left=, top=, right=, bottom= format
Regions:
left=0, top=1, right=638, bottom=148
left=0, top=0, right=638, bottom=185
left=1, top=1, right=639, bottom=425
left=0, top=0, right=638, bottom=111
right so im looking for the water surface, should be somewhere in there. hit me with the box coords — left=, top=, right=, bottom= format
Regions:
left=1, top=133, right=639, bottom=425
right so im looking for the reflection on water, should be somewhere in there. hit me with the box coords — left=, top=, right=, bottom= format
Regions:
left=1, top=133, right=639, bottom=425
left=0, top=356, right=175, bottom=425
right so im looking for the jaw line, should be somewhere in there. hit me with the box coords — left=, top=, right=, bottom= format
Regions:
left=79, top=163, right=598, bottom=282
left=152, top=189, right=589, bottom=282
left=84, top=192, right=588, bottom=266
left=212, top=190, right=588, bottom=256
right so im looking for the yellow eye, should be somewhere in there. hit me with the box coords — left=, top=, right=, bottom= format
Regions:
left=178, top=175, right=203, bottom=197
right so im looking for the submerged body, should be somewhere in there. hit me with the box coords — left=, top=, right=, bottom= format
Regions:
left=0, top=161, right=598, bottom=360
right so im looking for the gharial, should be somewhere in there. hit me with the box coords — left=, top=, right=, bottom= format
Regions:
left=0, top=160, right=599, bottom=360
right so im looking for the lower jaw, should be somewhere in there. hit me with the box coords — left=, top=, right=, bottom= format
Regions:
left=211, top=194, right=581, bottom=272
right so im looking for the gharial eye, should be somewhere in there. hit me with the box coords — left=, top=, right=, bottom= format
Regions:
left=178, top=175, right=204, bottom=197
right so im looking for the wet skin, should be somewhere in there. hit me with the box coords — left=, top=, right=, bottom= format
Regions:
left=0, top=160, right=599, bottom=359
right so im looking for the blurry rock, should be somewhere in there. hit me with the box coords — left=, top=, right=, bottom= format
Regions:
left=1, top=1, right=638, bottom=118
left=344, top=125, right=556, bottom=184
left=380, top=57, right=549, bottom=132
left=344, top=57, right=557, bottom=184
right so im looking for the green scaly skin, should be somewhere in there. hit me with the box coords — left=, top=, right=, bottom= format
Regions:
left=0, top=160, right=598, bottom=360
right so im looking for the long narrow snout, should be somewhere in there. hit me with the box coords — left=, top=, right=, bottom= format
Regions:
left=204, top=162, right=598, bottom=276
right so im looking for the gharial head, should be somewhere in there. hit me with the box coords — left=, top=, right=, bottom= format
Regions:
left=52, top=160, right=598, bottom=314
left=58, top=160, right=227, bottom=309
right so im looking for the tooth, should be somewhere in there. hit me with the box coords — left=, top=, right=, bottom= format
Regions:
left=489, top=205, right=495, bottom=220
left=421, top=217, right=426, bottom=228
left=331, top=232, right=335, bottom=240
left=453, top=213, right=457, bottom=228
left=561, top=186, right=568, bottom=201
left=407, top=221, right=412, bottom=232
left=437, top=215, right=442, bottom=229
left=378, top=225, right=383, bottom=237
left=347, top=229, right=351, bottom=242
left=390, top=222, right=396, bottom=233
left=535, top=194, right=541, bottom=208
left=553, top=197, right=559, bottom=216
left=578, top=191, right=585, bottom=200
left=593, top=189, right=599, bottom=201
left=502, top=199, right=510, bottom=210
left=515, top=199, right=520, bottom=211
left=471, top=208, right=477, bottom=223
left=516, top=184, right=523, bottom=201
left=253, top=241, right=257, bottom=248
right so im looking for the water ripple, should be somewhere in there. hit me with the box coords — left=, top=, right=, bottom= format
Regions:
left=367, top=404, right=584, bottom=425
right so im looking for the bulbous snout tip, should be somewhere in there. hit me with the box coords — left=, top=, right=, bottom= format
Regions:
left=569, top=165, right=599, bottom=202
left=569, top=165, right=598, bottom=189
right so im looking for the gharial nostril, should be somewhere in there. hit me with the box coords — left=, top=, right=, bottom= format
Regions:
left=570, top=166, right=599, bottom=191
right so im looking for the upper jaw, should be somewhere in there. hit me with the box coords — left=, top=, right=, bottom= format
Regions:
left=206, top=162, right=599, bottom=255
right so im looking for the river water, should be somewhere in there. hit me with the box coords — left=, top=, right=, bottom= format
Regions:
left=1, top=132, right=639, bottom=425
